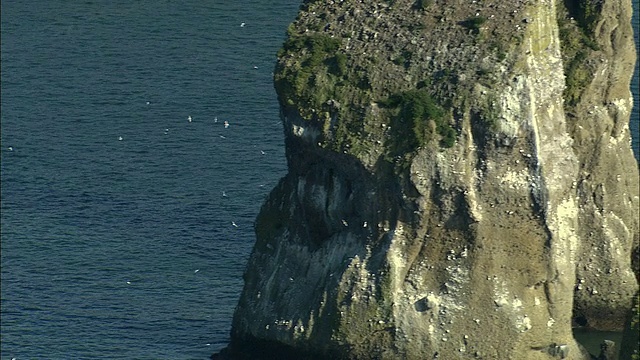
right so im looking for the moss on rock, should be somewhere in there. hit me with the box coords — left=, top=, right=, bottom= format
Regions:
left=557, top=1, right=600, bottom=108
left=379, top=89, right=454, bottom=156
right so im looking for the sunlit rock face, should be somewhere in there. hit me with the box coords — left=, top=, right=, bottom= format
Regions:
left=226, top=0, right=638, bottom=359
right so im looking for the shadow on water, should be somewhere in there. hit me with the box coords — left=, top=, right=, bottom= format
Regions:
left=573, top=328, right=623, bottom=359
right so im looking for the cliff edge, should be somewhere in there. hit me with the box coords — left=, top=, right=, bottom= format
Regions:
left=225, top=0, right=638, bottom=359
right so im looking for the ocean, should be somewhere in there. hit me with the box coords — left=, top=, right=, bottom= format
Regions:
left=1, top=1, right=638, bottom=359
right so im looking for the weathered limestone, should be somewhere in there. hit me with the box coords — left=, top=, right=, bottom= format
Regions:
left=224, top=0, right=638, bottom=359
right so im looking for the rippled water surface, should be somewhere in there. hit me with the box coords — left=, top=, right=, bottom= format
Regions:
left=1, top=1, right=638, bottom=359
left=1, top=1, right=299, bottom=358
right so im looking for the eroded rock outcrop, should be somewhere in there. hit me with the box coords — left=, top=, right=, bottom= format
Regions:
left=224, top=0, right=638, bottom=359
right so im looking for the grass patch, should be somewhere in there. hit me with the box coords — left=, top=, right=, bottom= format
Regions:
left=379, top=88, right=455, bottom=158
left=274, top=30, right=381, bottom=156
left=275, top=33, right=345, bottom=117
left=563, top=49, right=592, bottom=106
left=480, top=94, right=500, bottom=131
left=490, top=40, right=508, bottom=61
left=556, top=1, right=600, bottom=108
left=562, top=0, right=602, bottom=35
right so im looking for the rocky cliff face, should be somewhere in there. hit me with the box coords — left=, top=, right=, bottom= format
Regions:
left=226, top=0, right=638, bottom=359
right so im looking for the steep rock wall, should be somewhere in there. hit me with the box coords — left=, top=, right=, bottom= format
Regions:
left=227, top=0, right=638, bottom=359
left=563, top=0, right=639, bottom=330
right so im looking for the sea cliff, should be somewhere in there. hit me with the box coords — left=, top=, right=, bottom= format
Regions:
left=223, top=0, right=639, bottom=359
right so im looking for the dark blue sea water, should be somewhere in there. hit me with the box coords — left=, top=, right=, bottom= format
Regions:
left=1, top=1, right=300, bottom=359
left=1, top=1, right=638, bottom=359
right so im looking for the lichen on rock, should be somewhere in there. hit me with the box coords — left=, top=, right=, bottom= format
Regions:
left=222, top=0, right=639, bottom=359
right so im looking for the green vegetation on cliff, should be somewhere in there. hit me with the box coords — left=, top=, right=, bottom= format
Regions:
left=557, top=0, right=601, bottom=107
left=275, top=32, right=345, bottom=114
left=562, top=0, right=602, bottom=34
left=380, top=89, right=454, bottom=154
left=274, top=31, right=456, bottom=162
